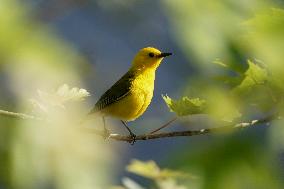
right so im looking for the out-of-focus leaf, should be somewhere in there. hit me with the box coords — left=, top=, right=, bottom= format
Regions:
left=212, top=60, right=245, bottom=88
left=217, top=107, right=241, bottom=123
left=241, top=8, right=284, bottom=72
left=56, top=84, right=90, bottom=102
left=110, top=187, right=126, bottom=189
left=30, top=84, right=90, bottom=113
left=126, top=160, right=192, bottom=180
left=213, top=75, right=243, bottom=87
left=206, top=89, right=242, bottom=122
left=212, top=60, right=229, bottom=68
left=157, top=179, right=187, bottom=189
left=212, top=59, right=246, bottom=74
left=212, top=60, right=245, bottom=74
left=162, top=95, right=206, bottom=116
left=121, top=177, right=145, bottom=189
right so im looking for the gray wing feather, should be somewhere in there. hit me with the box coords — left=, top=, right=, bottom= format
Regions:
left=89, top=71, right=135, bottom=114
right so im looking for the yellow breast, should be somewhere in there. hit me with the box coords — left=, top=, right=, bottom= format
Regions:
left=101, top=70, right=155, bottom=121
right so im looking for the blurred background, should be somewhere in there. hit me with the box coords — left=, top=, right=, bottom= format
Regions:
left=1, top=0, right=284, bottom=188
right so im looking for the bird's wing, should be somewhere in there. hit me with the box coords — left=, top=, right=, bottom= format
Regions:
left=89, top=71, right=135, bottom=114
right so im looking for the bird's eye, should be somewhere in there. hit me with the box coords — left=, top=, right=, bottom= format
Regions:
left=148, top=52, right=155, bottom=58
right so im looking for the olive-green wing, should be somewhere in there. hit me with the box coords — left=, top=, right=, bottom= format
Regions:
left=89, top=71, right=135, bottom=114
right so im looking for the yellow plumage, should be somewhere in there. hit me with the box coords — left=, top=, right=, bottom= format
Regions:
left=89, top=47, right=171, bottom=141
left=101, top=67, right=155, bottom=121
left=91, top=47, right=171, bottom=121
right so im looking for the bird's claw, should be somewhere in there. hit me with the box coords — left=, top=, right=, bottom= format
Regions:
left=128, top=132, right=136, bottom=145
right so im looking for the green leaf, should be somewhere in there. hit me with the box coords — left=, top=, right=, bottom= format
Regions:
left=245, top=60, right=268, bottom=84
left=233, top=60, right=268, bottom=93
left=162, top=95, right=206, bottom=116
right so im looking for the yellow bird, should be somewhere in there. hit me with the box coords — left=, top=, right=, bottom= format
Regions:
left=89, top=47, right=172, bottom=143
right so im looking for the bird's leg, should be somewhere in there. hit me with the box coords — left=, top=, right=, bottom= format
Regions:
left=121, top=120, right=136, bottom=145
left=102, top=116, right=110, bottom=139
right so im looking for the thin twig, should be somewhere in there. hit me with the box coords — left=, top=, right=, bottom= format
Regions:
left=149, top=117, right=177, bottom=134
left=0, top=109, right=280, bottom=143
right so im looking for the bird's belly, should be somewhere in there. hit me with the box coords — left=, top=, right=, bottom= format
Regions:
left=102, top=87, right=153, bottom=121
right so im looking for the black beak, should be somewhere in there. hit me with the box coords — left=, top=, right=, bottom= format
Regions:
left=158, top=52, right=172, bottom=58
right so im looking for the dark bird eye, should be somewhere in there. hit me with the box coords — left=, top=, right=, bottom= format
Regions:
left=148, top=52, right=155, bottom=57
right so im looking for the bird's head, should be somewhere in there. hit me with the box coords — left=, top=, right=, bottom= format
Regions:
left=131, top=47, right=172, bottom=71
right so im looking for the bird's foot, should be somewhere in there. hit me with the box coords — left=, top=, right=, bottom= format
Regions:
left=128, top=132, right=136, bottom=145
left=103, top=127, right=111, bottom=140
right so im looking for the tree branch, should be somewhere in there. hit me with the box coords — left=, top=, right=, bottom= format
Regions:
left=0, top=110, right=41, bottom=120
left=85, top=114, right=278, bottom=142
left=0, top=109, right=279, bottom=143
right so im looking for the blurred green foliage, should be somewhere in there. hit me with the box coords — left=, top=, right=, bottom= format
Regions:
left=163, top=59, right=279, bottom=121
left=113, top=160, right=193, bottom=189
left=126, top=159, right=193, bottom=180
left=1, top=0, right=284, bottom=189
left=158, top=1, right=284, bottom=189
left=0, top=1, right=112, bottom=189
